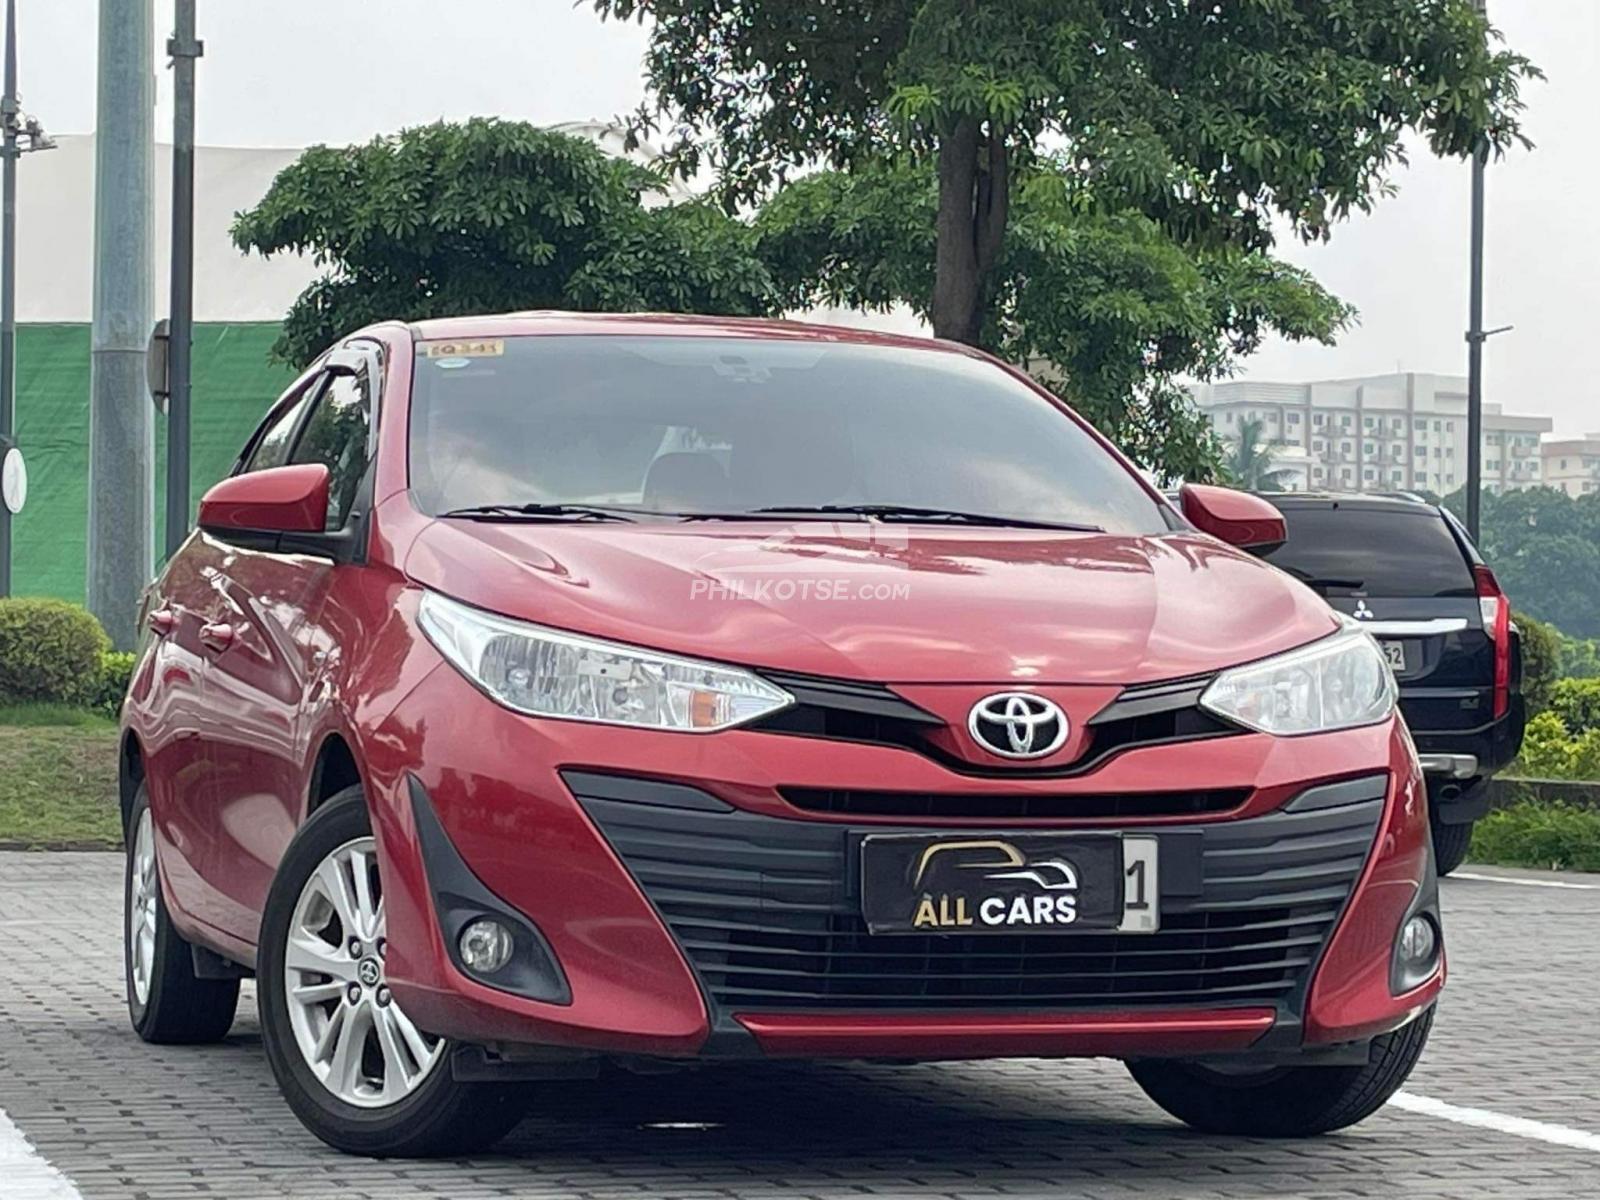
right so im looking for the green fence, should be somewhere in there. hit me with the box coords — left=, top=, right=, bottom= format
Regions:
left=11, top=323, right=294, bottom=602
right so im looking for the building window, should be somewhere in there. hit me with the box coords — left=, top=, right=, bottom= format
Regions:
left=1225, top=412, right=1235, bottom=424
left=1447, top=421, right=1455, bottom=433
left=1414, top=419, right=1426, bottom=432
left=1288, top=412, right=1301, bottom=425
left=1314, top=413, right=1325, bottom=426
left=1434, top=420, right=1443, bottom=433
left=1363, top=467, right=1376, bottom=481
left=1414, top=445, right=1426, bottom=457
left=1341, top=414, right=1352, bottom=428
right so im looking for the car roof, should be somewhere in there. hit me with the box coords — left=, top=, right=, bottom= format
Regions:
left=1255, top=490, right=1442, bottom=514
left=404, top=310, right=974, bottom=357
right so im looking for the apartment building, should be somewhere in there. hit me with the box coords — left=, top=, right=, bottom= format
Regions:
left=1189, top=373, right=1553, bottom=494
left=1541, top=434, right=1600, bottom=498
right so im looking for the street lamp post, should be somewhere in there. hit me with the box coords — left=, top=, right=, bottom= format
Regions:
left=0, top=0, right=56, bottom=596
left=165, top=0, right=203, bottom=558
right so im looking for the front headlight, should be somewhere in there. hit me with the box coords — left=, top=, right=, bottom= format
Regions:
left=417, top=590, right=793, bottom=732
left=1200, top=626, right=1397, bottom=736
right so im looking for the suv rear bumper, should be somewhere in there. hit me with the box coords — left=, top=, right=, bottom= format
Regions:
left=1408, top=693, right=1525, bottom=824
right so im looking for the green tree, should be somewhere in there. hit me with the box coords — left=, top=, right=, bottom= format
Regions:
left=1222, top=417, right=1294, bottom=493
left=232, top=119, right=776, bottom=366
left=1446, top=486, right=1600, bottom=640
left=1515, top=610, right=1561, bottom=715
left=597, top=0, right=1535, bottom=349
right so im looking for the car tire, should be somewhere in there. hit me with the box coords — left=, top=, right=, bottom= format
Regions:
left=256, top=785, right=526, bottom=1157
left=1432, top=819, right=1474, bottom=877
left=124, top=784, right=240, bottom=1044
left=1126, top=1007, right=1434, bottom=1137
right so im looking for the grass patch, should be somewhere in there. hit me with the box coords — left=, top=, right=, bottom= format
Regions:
left=1470, top=800, right=1600, bottom=873
left=0, top=702, right=118, bottom=729
left=0, top=723, right=121, bottom=848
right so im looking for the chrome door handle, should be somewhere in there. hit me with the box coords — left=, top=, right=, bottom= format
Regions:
left=199, top=622, right=236, bottom=653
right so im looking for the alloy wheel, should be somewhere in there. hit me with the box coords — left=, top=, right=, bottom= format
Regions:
left=128, top=808, right=159, bottom=1006
left=282, top=836, right=444, bottom=1107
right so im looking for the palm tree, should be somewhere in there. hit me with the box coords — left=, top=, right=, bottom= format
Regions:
left=1224, top=417, right=1293, bottom=492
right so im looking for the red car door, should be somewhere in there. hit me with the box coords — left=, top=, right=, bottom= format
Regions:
left=137, top=546, right=228, bottom=930
left=202, top=350, right=378, bottom=942
left=150, top=371, right=322, bottom=941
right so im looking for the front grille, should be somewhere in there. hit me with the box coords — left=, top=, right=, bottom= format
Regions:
left=780, top=786, right=1249, bottom=820
left=570, top=777, right=1383, bottom=1016
left=750, top=669, right=1242, bottom=777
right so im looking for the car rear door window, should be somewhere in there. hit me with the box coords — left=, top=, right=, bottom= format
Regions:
left=1260, top=507, right=1476, bottom=597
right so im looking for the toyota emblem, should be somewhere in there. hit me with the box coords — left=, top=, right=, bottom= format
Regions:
left=967, top=692, right=1069, bottom=760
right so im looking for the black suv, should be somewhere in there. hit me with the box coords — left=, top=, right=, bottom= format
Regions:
left=1249, top=493, right=1525, bottom=874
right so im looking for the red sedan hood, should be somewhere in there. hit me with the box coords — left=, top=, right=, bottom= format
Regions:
left=404, top=520, right=1337, bottom=685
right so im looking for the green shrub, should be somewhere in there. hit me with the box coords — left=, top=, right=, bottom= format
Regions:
left=1513, top=710, right=1600, bottom=781
left=94, top=650, right=138, bottom=718
left=1470, top=800, right=1600, bottom=873
left=1516, top=611, right=1561, bottom=714
left=1549, top=677, right=1600, bottom=735
left=0, top=598, right=111, bottom=706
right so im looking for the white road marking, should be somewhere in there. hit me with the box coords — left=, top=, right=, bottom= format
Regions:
left=1391, top=1092, right=1600, bottom=1154
left=1450, top=871, right=1600, bottom=890
left=0, top=1107, right=84, bottom=1200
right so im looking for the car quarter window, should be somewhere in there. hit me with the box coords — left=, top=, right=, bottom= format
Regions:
left=288, top=364, right=374, bottom=531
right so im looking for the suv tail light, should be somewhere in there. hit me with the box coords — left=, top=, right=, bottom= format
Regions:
left=1474, top=564, right=1511, bottom=719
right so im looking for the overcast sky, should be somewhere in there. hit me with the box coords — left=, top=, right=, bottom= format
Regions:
left=17, top=0, right=1600, bottom=434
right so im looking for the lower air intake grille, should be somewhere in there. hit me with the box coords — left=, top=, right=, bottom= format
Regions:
left=569, top=776, right=1382, bottom=1014
left=779, top=786, right=1249, bottom=820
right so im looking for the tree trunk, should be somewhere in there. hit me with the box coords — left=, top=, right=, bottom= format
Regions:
left=930, top=119, right=1009, bottom=346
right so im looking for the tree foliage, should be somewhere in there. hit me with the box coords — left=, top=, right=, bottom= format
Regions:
left=598, top=0, right=1537, bottom=343
left=1222, top=417, right=1294, bottom=493
left=232, top=119, right=776, bottom=366
left=1444, top=487, right=1600, bottom=642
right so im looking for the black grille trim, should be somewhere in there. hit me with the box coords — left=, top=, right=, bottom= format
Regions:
left=568, top=774, right=1384, bottom=1019
left=750, top=670, right=1243, bottom=779
left=779, top=786, right=1249, bottom=820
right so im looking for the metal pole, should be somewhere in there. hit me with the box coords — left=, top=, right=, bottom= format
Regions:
left=165, top=0, right=202, bottom=558
left=0, top=0, right=18, bottom=597
left=89, top=0, right=155, bottom=648
left=1466, top=140, right=1485, bottom=540
left=1464, top=0, right=1488, bottom=542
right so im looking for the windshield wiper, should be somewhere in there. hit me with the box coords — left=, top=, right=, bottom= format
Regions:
left=437, top=503, right=643, bottom=523
left=741, top=503, right=1105, bottom=532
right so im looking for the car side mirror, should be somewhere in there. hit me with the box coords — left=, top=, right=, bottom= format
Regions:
left=1178, top=483, right=1287, bottom=552
left=197, top=464, right=353, bottom=560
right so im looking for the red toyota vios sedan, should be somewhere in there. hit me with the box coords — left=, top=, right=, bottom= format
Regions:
left=120, top=314, right=1442, bottom=1156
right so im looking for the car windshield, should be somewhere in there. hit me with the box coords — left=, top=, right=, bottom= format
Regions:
left=407, top=335, right=1171, bottom=535
left=1259, top=505, right=1477, bottom=597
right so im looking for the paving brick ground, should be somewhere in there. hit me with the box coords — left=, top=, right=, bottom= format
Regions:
left=1, top=852, right=1596, bottom=1199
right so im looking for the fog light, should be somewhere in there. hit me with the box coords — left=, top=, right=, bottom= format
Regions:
left=458, top=918, right=514, bottom=975
left=1399, top=915, right=1437, bottom=965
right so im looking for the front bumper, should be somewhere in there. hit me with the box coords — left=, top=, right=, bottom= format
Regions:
left=360, top=664, right=1441, bottom=1062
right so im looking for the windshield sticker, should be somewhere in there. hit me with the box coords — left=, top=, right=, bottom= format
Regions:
left=421, top=338, right=504, bottom=360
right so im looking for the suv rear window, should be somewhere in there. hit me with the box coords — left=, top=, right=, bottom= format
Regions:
left=1259, top=506, right=1476, bottom=597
